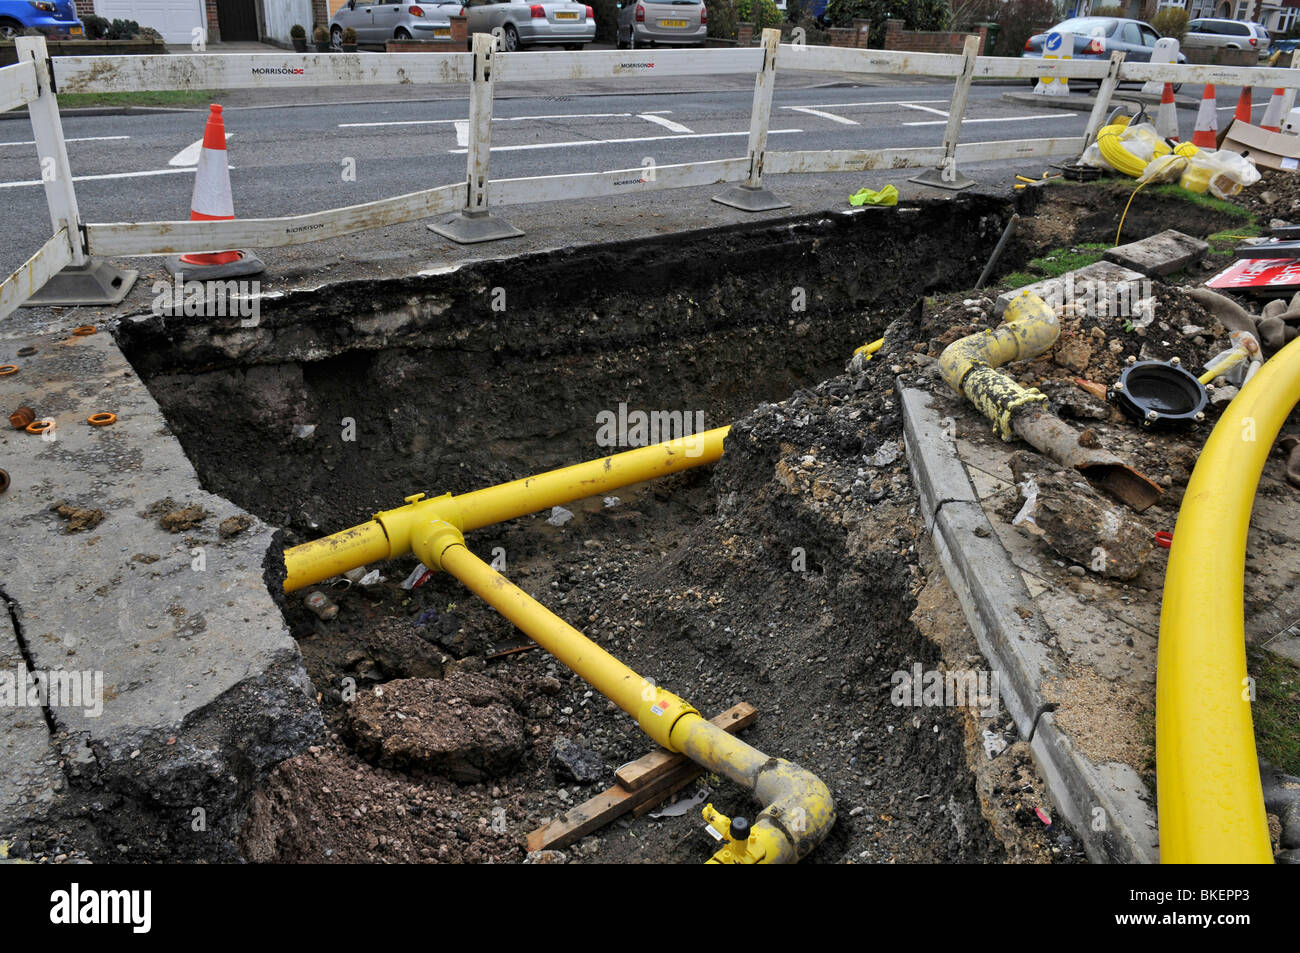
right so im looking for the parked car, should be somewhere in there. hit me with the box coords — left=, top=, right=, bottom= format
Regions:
left=464, top=0, right=596, bottom=51
left=1023, top=16, right=1186, bottom=89
left=329, top=0, right=459, bottom=46
left=616, top=0, right=707, bottom=48
left=0, top=1, right=82, bottom=39
left=1183, top=18, right=1271, bottom=58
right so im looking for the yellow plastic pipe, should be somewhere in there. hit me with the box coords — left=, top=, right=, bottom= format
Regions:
left=414, top=521, right=834, bottom=864
left=283, top=426, right=729, bottom=592
left=1157, top=334, right=1300, bottom=864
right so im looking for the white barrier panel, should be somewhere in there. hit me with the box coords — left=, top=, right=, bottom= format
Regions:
left=766, top=136, right=1084, bottom=176
left=52, top=52, right=472, bottom=94
left=491, top=157, right=748, bottom=206
left=777, top=44, right=965, bottom=78
left=492, top=47, right=764, bottom=83
left=0, top=230, right=74, bottom=320
left=86, top=183, right=466, bottom=257
left=0, top=60, right=38, bottom=114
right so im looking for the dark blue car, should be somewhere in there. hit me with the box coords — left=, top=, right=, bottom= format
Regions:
left=0, top=1, right=83, bottom=40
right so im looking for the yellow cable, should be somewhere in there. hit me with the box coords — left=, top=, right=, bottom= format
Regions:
left=1115, top=178, right=1155, bottom=247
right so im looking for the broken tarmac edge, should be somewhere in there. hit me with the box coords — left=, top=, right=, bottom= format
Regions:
left=899, top=382, right=1160, bottom=864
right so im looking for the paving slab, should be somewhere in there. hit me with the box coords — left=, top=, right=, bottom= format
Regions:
left=0, top=326, right=322, bottom=859
left=1104, top=228, right=1209, bottom=277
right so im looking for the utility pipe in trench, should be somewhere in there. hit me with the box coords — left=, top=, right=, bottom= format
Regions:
left=1157, top=334, right=1300, bottom=864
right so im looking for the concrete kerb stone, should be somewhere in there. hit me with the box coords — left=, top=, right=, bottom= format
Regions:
left=900, top=383, right=1160, bottom=863
left=1000, top=90, right=1200, bottom=113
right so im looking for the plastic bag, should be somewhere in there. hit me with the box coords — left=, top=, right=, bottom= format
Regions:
left=1138, top=152, right=1190, bottom=185
left=1179, top=148, right=1261, bottom=199
left=849, top=184, right=899, bottom=207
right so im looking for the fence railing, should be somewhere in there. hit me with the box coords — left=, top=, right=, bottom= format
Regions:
left=2, top=31, right=1299, bottom=319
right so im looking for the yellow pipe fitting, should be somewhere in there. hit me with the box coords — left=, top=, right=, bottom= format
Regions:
left=937, top=291, right=1058, bottom=440
left=430, top=538, right=834, bottom=863
left=1157, top=335, right=1300, bottom=864
left=283, top=427, right=730, bottom=592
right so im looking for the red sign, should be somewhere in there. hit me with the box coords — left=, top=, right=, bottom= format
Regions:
left=1207, top=257, right=1300, bottom=291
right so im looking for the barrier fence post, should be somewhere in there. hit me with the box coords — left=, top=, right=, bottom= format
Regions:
left=16, top=35, right=136, bottom=307
left=1080, top=50, right=1126, bottom=157
left=1281, top=49, right=1300, bottom=120
left=909, top=33, right=978, bottom=191
left=429, top=32, right=522, bottom=244
left=713, top=27, right=788, bottom=211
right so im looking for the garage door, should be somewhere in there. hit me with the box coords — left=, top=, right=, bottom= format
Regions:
left=96, top=0, right=206, bottom=45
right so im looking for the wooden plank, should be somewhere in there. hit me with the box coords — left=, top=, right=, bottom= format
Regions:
left=525, top=703, right=757, bottom=853
left=616, top=702, right=756, bottom=792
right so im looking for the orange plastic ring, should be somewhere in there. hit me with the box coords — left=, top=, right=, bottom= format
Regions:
left=25, top=419, right=52, bottom=435
left=72, top=325, right=98, bottom=336
left=87, top=412, right=117, bottom=427
left=0, top=364, right=17, bottom=376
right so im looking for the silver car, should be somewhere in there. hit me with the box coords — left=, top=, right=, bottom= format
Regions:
left=464, top=0, right=596, bottom=51
left=616, top=0, right=707, bottom=48
left=330, top=0, right=458, bottom=46
left=1183, top=18, right=1271, bottom=58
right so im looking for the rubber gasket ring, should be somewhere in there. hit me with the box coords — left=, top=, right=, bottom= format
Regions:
left=87, top=412, right=117, bottom=427
left=25, top=420, right=52, bottom=435
left=72, top=325, right=98, bottom=336
left=0, top=365, right=17, bottom=376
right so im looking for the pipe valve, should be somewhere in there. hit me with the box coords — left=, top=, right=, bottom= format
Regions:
left=702, top=804, right=765, bottom=864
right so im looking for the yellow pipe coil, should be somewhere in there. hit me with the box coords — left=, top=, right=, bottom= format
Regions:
left=1157, top=334, right=1300, bottom=863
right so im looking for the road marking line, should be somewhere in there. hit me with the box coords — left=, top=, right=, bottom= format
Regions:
left=169, top=133, right=232, bottom=166
left=450, top=128, right=802, bottom=154
left=902, top=114, right=1068, bottom=126
left=782, top=106, right=858, bottom=125
left=792, top=99, right=949, bottom=108
left=1216, top=103, right=1266, bottom=111
left=339, top=112, right=636, bottom=128
left=0, top=135, right=130, bottom=148
left=0, top=166, right=230, bottom=190
left=638, top=113, right=694, bottom=133
left=900, top=103, right=949, bottom=117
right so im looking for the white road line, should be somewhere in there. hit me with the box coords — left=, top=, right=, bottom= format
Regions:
left=169, top=133, right=232, bottom=166
left=450, top=128, right=802, bottom=154
left=782, top=106, right=858, bottom=125
left=902, top=114, right=1068, bottom=126
left=0, top=166, right=228, bottom=190
left=792, top=99, right=949, bottom=108
left=0, top=135, right=130, bottom=148
left=900, top=103, right=949, bottom=117
left=1216, top=103, right=1266, bottom=111
left=339, top=112, right=636, bottom=128
left=637, top=113, right=694, bottom=133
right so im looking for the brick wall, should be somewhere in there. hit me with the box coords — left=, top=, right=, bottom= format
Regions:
left=75, top=0, right=94, bottom=17
left=827, top=19, right=871, bottom=48
left=206, top=0, right=220, bottom=43
left=312, top=0, right=329, bottom=31
left=883, top=18, right=986, bottom=54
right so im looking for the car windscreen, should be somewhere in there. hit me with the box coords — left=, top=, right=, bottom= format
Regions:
left=1053, top=18, right=1118, bottom=38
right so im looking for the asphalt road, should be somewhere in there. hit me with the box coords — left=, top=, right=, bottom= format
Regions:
left=0, top=81, right=1100, bottom=276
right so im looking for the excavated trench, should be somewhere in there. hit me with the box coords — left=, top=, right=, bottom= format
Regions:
left=114, top=196, right=1031, bottom=863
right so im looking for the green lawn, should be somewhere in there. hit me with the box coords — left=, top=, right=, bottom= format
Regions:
left=56, top=89, right=217, bottom=109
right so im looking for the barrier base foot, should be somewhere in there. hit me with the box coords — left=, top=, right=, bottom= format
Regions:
left=21, top=259, right=138, bottom=308
left=711, top=184, right=790, bottom=212
left=428, top=210, right=523, bottom=244
left=164, top=251, right=265, bottom=280
left=908, top=166, right=975, bottom=191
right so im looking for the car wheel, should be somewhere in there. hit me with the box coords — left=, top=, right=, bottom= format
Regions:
left=0, top=19, right=21, bottom=40
left=395, top=27, right=412, bottom=39
left=617, top=27, right=629, bottom=49
left=503, top=23, right=520, bottom=52
left=331, top=25, right=343, bottom=49
left=565, top=43, right=583, bottom=50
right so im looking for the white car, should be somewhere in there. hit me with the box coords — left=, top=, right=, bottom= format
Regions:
left=1183, top=18, right=1271, bottom=58
left=464, top=0, right=596, bottom=51
left=329, top=0, right=459, bottom=46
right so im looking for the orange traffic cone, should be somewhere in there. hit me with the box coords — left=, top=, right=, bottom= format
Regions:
left=1155, top=82, right=1179, bottom=142
left=1192, top=84, right=1218, bottom=149
left=1233, top=86, right=1253, bottom=124
left=166, top=104, right=263, bottom=279
left=1261, top=87, right=1285, bottom=132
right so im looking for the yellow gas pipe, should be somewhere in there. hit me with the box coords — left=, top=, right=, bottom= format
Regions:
left=283, top=426, right=730, bottom=592
left=1157, top=335, right=1300, bottom=864
left=412, top=519, right=835, bottom=864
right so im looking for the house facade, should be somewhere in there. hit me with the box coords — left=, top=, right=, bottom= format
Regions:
left=72, top=0, right=335, bottom=46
